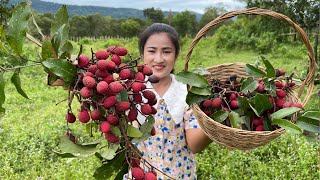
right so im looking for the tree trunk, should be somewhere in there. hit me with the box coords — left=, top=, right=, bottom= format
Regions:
left=315, top=34, right=319, bottom=65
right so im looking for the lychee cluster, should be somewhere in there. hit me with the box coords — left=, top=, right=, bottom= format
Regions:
left=64, top=46, right=160, bottom=179
left=199, top=67, right=302, bottom=131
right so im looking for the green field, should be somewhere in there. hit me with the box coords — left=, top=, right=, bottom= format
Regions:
left=0, top=37, right=319, bottom=179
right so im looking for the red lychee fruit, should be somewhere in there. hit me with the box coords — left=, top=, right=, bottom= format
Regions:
left=109, top=81, right=123, bottom=94
left=141, top=104, right=152, bottom=115
left=105, top=132, right=119, bottom=144
left=131, top=82, right=142, bottom=93
left=256, top=83, right=265, bottom=93
left=145, top=171, right=157, bottom=180
left=78, top=110, right=90, bottom=123
left=142, top=90, right=156, bottom=101
left=147, top=98, right=157, bottom=106
left=95, top=69, right=109, bottom=78
left=275, top=81, right=284, bottom=89
left=107, top=114, right=120, bottom=126
left=253, top=116, right=264, bottom=127
left=115, top=101, right=131, bottom=112
left=88, top=64, right=98, bottom=74
left=111, top=54, right=122, bottom=65
left=78, top=54, right=90, bottom=68
left=107, top=46, right=128, bottom=56
left=102, top=74, right=114, bottom=84
left=82, top=76, right=96, bottom=89
left=151, top=106, right=157, bottom=114
left=140, top=83, right=147, bottom=90
left=103, top=96, right=117, bottom=108
left=148, top=75, right=159, bottom=83
left=229, top=93, right=237, bottom=100
left=133, top=94, right=143, bottom=103
left=279, top=69, right=286, bottom=76
left=65, top=112, right=76, bottom=123
left=90, top=109, right=102, bottom=120
left=276, top=89, right=286, bottom=99
left=255, top=124, right=264, bottom=131
left=143, top=65, right=153, bottom=76
left=84, top=72, right=94, bottom=77
left=106, top=61, right=116, bottom=71
left=135, top=72, right=145, bottom=81
left=282, top=101, right=293, bottom=108
left=150, top=126, right=156, bottom=136
left=100, top=121, right=111, bottom=133
left=275, top=98, right=285, bottom=109
left=291, top=103, right=303, bottom=108
left=128, top=108, right=138, bottom=122
left=95, top=50, right=109, bottom=60
left=230, top=100, right=238, bottom=109
left=212, top=98, right=222, bottom=108
left=137, top=64, right=144, bottom=72
left=80, top=87, right=93, bottom=98
left=202, top=100, right=212, bottom=108
left=96, top=81, right=109, bottom=94
left=131, top=157, right=140, bottom=168
left=132, top=167, right=145, bottom=180
left=97, top=60, right=108, bottom=70
left=119, top=69, right=131, bottom=80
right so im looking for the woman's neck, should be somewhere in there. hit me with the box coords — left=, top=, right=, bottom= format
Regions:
left=151, top=74, right=172, bottom=98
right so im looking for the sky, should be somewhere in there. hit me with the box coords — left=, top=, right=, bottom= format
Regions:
left=41, top=0, right=247, bottom=14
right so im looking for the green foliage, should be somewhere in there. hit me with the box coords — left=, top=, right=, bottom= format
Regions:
left=143, top=7, right=164, bottom=23
left=172, top=10, right=198, bottom=37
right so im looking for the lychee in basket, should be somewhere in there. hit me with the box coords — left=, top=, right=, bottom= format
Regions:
left=184, top=8, right=316, bottom=150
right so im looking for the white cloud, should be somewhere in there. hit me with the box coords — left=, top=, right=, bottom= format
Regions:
left=41, top=0, right=246, bottom=14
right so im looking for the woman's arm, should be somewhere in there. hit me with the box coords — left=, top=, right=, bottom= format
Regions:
left=186, top=128, right=212, bottom=154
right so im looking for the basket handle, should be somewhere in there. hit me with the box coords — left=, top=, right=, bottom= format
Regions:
left=184, top=7, right=316, bottom=105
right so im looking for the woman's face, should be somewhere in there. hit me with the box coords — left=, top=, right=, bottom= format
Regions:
left=143, top=32, right=176, bottom=81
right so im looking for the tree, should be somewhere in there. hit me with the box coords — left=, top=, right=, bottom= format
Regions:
left=143, top=7, right=164, bottom=23
left=172, top=11, right=197, bottom=37
left=199, top=7, right=227, bottom=36
left=120, top=18, right=142, bottom=37
left=0, top=0, right=13, bottom=26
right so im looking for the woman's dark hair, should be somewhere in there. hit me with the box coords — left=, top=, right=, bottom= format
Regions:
left=139, top=23, right=180, bottom=58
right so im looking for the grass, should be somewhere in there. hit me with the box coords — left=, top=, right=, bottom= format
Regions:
left=0, top=37, right=319, bottom=179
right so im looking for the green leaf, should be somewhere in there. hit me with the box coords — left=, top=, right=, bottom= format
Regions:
left=241, top=116, right=251, bottom=130
left=93, top=150, right=125, bottom=180
left=248, top=102, right=260, bottom=117
left=52, top=150, right=77, bottom=158
left=301, top=111, right=320, bottom=121
left=254, top=94, right=272, bottom=115
left=241, top=77, right=259, bottom=94
left=100, top=147, right=117, bottom=160
left=263, top=116, right=273, bottom=131
left=264, top=80, right=276, bottom=92
left=127, top=124, right=143, bottom=138
left=132, top=115, right=155, bottom=143
left=116, top=89, right=129, bottom=102
left=11, top=72, right=29, bottom=99
left=175, top=71, right=209, bottom=88
left=41, top=40, right=56, bottom=62
left=270, top=107, right=301, bottom=120
left=6, top=2, right=31, bottom=55
left=190, top=86, right=211, bottom=95
left=57, top=136, right=99, bottom=157
left=211, top=110, right=229, bottom=123
left=42, top=58, right=77, bottom=85
left=50, top=5, right=69, bottom=45
left=261, top=57, right=275, bottom=78
left=296, top=116, right=320, bottom=133
left=186, top=92, right=208, bottom=106
left=0, top=72, right=5, bottom=114
left=51, top=24, right=66, bottom=56
left=272, top=119, right=302, bottom=134
left=237, top=96, right=250, bottom=110
left=245, top=64, right=266, bottom=78
left=111, top=126, right=121, bottom=137
left=114, top=164, right=129, bottom=180
left=60, top=40, right=73, bottom=54
left=229, top=111, right=241, bottom=128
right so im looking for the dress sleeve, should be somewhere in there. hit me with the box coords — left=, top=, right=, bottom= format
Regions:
left=184, top=108, right=199, bottom=130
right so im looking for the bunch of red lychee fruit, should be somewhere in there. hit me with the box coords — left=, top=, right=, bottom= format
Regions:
left=199, top=69, right=302, bottom=131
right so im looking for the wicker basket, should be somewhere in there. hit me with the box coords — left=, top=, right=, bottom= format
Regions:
left=184, top=8, right=316, bottom=150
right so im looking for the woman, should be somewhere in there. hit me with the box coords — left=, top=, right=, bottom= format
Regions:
left=134, top=23, right=212, bottom=180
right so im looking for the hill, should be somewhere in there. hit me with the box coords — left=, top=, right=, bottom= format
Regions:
left=8, top=0, right=202, bottom=20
